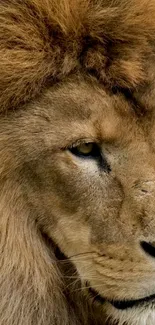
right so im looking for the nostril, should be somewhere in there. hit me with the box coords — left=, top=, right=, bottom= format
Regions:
left=140, top=241, right=155, bottom=258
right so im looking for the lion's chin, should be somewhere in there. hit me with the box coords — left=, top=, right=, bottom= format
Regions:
left=88, top=287, right=155, bottom=310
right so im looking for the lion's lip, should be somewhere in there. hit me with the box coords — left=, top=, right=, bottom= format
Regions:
left=109, top=294, right=155, bottom=310
left=89, top=287, right=155, bottom=310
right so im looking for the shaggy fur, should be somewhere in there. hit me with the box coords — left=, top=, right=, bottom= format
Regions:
left=1, top=0, right=155, bottom=112
left=1, top=1, right=155, bottom=325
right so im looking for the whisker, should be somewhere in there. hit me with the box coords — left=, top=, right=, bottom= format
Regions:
left=70, top=286, right=88, bottom=293
left=55, top=251, right=96, bottom=264
left=68, top=251, right=96, bottom=259
left=64, top=278, right=80, bottom=290
left=69, top=282, right=105, bottom=294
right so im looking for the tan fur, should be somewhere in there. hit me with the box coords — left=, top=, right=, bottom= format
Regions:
left=1, top=1, right=155, bottom=325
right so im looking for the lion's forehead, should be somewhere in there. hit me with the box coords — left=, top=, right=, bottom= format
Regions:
left=20, top=79, right=151, bottom=149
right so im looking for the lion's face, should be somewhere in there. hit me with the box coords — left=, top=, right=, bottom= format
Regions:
left=4, top=76, right=155, bottom=324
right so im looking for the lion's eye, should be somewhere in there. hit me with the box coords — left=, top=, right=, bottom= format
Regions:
left=69, top=142, right=100, bottom=159
left=69, top=141, right=111, bottom=172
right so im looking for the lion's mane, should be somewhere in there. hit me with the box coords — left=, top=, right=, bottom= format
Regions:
left=1, top=0, right=155, bottom=112
left=0, top=1, right=155, bottom=325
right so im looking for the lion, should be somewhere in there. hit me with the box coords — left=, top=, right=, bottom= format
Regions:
left=1, top=0, right=155, bottom=324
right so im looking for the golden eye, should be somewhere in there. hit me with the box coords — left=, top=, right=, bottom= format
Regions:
left=69, top=141, right=111, bottom=172
left=69, top=142, right=100, bottom=158
left=76, top=143, right=94, bottom=155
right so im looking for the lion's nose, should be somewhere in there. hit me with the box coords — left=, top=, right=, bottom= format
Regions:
left=140, top=241, right=155, bottom=258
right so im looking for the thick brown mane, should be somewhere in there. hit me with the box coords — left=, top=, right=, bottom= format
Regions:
left=1, top=1, right=155, bottom=325
left=1, top=0, right=155, bottom=112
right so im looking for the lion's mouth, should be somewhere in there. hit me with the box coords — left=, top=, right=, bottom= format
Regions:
left=54, top=246, right=155, bottom=311
left=89, top=287, right=155, bottom=310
